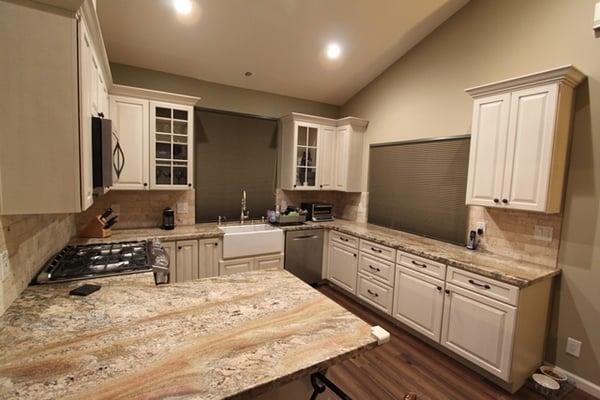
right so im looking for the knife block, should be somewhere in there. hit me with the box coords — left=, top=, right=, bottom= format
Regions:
left=79, top=215, right=112, bottom=238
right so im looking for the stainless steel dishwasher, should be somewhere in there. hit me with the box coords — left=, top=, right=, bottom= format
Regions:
left=284, top=229, right=324, bottom=285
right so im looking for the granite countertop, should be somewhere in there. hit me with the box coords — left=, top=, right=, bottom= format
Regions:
left=73, top=219, right=560, bottom=288
left=0, top=270, right=379, bottom=399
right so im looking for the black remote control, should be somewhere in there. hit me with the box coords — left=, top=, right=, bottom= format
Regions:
left=69, top=284, right=101, bottom=296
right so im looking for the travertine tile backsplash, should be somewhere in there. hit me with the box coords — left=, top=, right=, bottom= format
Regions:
left=76, top=190, right=196, bottom=231
left=467, top=206, right=562, bottom=268
left=0, top=214, right=76, bottom=314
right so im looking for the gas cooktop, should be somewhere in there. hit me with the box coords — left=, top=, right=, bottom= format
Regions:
left=35, top=241, right=156, bottom=284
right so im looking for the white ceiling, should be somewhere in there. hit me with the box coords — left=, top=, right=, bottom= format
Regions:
left=98, top=0, right=468, bottom=105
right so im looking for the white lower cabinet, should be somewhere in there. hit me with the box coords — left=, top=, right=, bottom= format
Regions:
left=357, top=273, right=393, bottom=313
left=219, top=253, right=284, bottom=276
left=392, top=266, right=445, bottom=342
left=164, top=238, right=221, bottom=283
left=327, top=242, right=358, bottom=294
left=440, top=283, right=516, bottom=381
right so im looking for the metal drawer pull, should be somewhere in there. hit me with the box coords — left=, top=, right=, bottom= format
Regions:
left=371, top=247, right=382, bottom=253
left=368, top=265, right=381, bottom=272
left=468, top=279, right=491, bottom=289
left=339, top=237, right=349, bottom=242
left=411, top=260, right=427, bottom=268
left=293, top=235, right=318, bottom=240
left=367, top=289, right=379, bottom=297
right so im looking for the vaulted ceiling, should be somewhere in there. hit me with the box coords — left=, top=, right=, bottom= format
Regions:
left=98, top=0, right=468, bottom=105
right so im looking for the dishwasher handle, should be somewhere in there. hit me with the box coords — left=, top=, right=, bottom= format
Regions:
left=292, top=235, right=319, bottom=240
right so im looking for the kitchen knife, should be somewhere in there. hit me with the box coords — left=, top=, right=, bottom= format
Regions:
left=100, top=208, right=113, bottom=220
left=103, top=215, right=119, bottom=229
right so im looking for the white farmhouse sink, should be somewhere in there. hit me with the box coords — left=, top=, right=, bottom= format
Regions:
left=220, top=224, right=284, bottom=259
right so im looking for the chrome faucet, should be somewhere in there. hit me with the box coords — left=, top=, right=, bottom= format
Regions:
left=240, top=189, right=250, bottom=224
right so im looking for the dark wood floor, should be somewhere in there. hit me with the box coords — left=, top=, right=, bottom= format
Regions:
left=318, top=285, right=596, bottom=400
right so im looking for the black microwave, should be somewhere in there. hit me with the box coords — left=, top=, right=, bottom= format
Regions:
left=91, top=116, right=114, bottom=193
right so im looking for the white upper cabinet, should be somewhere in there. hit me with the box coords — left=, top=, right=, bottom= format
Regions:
left=279, top=113, right=368, bottom=192
left=465, top=66, right=585, bottom=213
left=110, top=96, right=149, bottom=190
left=149, top=101, right=194, bottom=189
left=108, top=86, right=199, bottom=191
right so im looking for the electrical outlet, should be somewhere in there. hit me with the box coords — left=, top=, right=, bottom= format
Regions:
left=566, top=337, right=582, bottom=357
left=0, top=250, right=9, bottom=282
left=476, top=221, right=486, bottom=236
left=177, top=202, right=189, bottom=214
left=533, top=225, right=553, bottom=242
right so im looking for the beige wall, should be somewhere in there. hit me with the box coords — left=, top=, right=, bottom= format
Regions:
left=111, top=63, right=340, bottom=119
left=341, top=0, right=600, bottom=385
left=0, top=214, right=76, bottom=314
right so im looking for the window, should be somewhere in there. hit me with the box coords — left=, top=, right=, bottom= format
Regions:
left=368, top=136, right=470, bottom=245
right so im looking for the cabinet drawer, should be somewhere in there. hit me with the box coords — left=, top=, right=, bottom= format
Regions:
left=357, top=273, right=393, bottom=314
left=330, top=232, right=359, bottom=248
left=446, top=267, right=519, bottom=306
left=358, top=253, right=395, bottom=287
left=360, top=239, right=396, bottom=262
left=396, top=251, right=446, bottom=280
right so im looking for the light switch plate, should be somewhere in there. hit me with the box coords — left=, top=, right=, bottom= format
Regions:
left=533, top=225, right=553, bottom=242
left=0, top=250, right=9, bottom=282
left=566, top=337, right=582, bottom=357
left=177, top=202, right=189, bottom=214
left=476, top=221, right=486, bottom=235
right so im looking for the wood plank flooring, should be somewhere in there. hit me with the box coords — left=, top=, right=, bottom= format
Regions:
left=318, top=285, right=596, bottom=400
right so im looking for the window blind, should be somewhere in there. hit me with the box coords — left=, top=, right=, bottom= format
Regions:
left=368, top=136, right=470, bottom=245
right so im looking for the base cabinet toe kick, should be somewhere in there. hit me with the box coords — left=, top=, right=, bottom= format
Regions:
left=324, top=231, right=553, bottom=393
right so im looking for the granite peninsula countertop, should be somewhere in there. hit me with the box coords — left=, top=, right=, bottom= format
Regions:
left=73, top=219, right=560, bottom=288
left=0, top=270, right=380, bottom=400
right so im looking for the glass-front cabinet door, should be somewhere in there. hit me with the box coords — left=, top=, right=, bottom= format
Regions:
left=294, top=123, right=319, bottom=189
left=150, top=101, right=194, bottom=189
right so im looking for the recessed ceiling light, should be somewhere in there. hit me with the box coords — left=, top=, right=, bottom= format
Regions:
left=326, top=42, right=342, bottom=59
left=174, top=0, right=193, bottom=15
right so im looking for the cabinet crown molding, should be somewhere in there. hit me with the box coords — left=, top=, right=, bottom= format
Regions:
left=110, top=84, right=201, bottom=106
left=465, top=65, right=586, bottom=98
left=280, top=112, right=368, bottom=130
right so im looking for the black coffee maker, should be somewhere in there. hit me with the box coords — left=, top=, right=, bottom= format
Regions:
left=161, top=208, right=175, bottom=230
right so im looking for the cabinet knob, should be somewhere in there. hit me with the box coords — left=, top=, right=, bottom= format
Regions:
left=188, top=183, right=192, bottom=187
left=214, top=243, right=218, bottom=247
left=445, top=289, right=450, bottom=294
left=293, top=184, right=297, bottom=188
left=353, top=253, right=357, bottom=258
left=493, top=198, right=499, bottom=203
left=178, top=246, right=182, bottom=250
left=502, top=199, right=508, bottom=204
left=143, top=183, right=148, bottom=187
left=437, top=286, right=442, bottom=291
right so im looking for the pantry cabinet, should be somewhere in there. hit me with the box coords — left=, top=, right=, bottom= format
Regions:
left=465, top=66, right=585, bottom=213
left=279, top=113, right=368, bottom=192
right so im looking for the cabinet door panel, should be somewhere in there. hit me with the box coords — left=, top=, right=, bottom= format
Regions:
left=441, top=284, right=516, bottom=380
left=162, top=241, right=177, bottom=282
left=465, top=94, right=510, bottom=207
left=502, top=84, right=557, bottom=211
left=78, top=21, right=94, bottom=210
left=219, top=257, right=254, bottom=275
left=318, top=126, right=336, bottom=190
left=175, top=240, right=199, bottom=282
left=198, top=239, right=220, bottom=278
left=327, top=242, right=358, bottom=293
left=255, top=254, right=284, bottom=270
left=334, top=127, right=350, bottom=191
left=393, top=266, right=444, bottom=341
left=110, top=96, right=149, bottom=190
left=293, top=123, right=320, bottom=190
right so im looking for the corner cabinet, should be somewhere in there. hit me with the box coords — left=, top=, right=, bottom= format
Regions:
left=279, top=113, right=368, bottom=192
left=108, top=87, right=198, bottom=191
left=465, top=65, right=586, bottom=213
